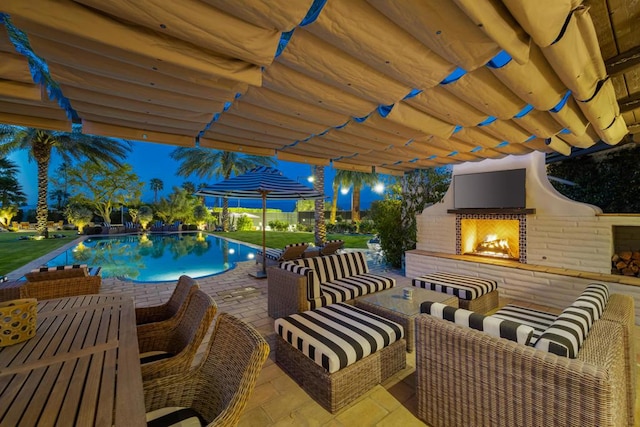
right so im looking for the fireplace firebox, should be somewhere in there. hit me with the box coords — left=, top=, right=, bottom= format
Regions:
left=456, top=213, right=527, bottom=263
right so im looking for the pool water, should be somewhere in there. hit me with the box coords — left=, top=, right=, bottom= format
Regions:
left=46, top=233, right=257, bottom=282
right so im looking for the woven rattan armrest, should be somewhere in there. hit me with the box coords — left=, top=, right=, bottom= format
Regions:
left=267, top=266, right=311, bottom=318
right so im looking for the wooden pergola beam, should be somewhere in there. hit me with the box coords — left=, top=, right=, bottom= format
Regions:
left=618, top=92, right=640, bottom=113
left=606, top=46, right=640, bottom=76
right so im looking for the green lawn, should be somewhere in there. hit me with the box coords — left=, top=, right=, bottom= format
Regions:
left=212, top=231, right=372, bottom=250
left=0, top=231, right=79, bottom=276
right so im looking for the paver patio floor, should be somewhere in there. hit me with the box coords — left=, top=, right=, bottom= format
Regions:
left=95, top=259, right=640, bottom=426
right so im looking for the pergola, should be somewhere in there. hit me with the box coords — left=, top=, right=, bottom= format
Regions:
left=0, top=1, right=638, bottom=173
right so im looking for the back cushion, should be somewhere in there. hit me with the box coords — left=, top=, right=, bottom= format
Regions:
left=291, top=251, right=369, bottom=283
left=572, top=283, right=609, bottom=320
left=421, top=302, right=534, bottom=345
left=534, top=305, right=594, bottom=358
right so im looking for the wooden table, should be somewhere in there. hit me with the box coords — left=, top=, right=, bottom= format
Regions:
left=355, top=286, right=459, bottom=352
left=0, top=295, right=145, bottom=426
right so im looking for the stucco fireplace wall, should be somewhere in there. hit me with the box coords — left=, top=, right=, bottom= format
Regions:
left=406, top=151, right=640, bottom=323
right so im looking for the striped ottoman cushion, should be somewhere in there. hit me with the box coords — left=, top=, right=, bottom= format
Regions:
left=422, top=302, right=534, bottom=345
left=412, top=272, right=497, bottom=300
left=493, top=305, right=557, bottom=345
left=274, top=303, right=404, bottom=374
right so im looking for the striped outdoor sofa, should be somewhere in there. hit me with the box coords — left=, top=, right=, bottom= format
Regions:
left=412, top=271, right=499, bottom=313
left=267, top=251, right=396, bottom=318
left=274, top=303, right=406, bottom=412
left=256, top=242, right=308, bottom=266
left=20, top=264, right=102, bottom=300
left=415, top=283, right=636, bottom=427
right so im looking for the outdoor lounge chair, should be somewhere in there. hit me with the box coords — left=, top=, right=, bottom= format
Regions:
left=137, top=289, right=217, bottom=382
left=256, top=242, right=309, bottom=266
left=135, top=275, right=199, bottom=326
left=143, top=313, right=269, bottom=427
left=319, top=239, right=344, bottom=256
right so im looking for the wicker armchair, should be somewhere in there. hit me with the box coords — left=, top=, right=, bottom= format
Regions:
left=138, top=289, right=217, bottom=382
left=135, top=275, right=199, bottom=326
left=22, top=266, right=101, bottom=300
left=144, top=313, right=269, bottom=427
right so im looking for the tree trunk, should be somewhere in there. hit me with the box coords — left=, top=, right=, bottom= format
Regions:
left=32, top=132, right=53, bottom=238
left=352, top=184, right=362, bottom=223
left=329, top=181, right=339, bottom=224
left=313, top=165, right=326, bottom=246
left=222, top=197, right=229, bottom=231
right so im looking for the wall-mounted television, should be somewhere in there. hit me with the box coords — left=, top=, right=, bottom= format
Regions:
left=453, top=169, right=526, bottom=209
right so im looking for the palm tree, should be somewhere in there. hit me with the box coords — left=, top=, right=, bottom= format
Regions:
left=329, top=179, right=340, bottom=224
left=333, top=169, right=378, bottom=223
left=170, top=147, right=275, bottom=231
left=149, top=178, right=164, bottom=204
left=0, top=157, right=27, bottom=207
left=0, top=124, right=131, bottom=237
left=312, top=165, right=326, bottom=246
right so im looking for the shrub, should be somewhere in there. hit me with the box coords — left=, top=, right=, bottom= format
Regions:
left=268, top=220, right=289, bottom=231
left=236, top=215, right=254, bottom=231
left=357, top=219, right=376, bottom=234
left=370, top=199, right=403, bottom=268
left=296, top=223, right=313, bottom=232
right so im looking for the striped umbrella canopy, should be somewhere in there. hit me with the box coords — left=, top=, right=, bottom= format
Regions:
left=196, top=167, right=324, bottom=278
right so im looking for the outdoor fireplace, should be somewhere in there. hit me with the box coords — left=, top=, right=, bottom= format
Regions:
left=456, top=214, right=527, bottom=263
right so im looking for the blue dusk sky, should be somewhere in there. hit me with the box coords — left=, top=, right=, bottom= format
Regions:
left=11, top=140, right=387, bottom=212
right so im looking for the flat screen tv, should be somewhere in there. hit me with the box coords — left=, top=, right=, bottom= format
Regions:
left=453, top=169, right=526, bottom=209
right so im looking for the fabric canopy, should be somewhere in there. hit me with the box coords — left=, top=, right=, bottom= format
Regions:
left=0, top=1, right=637, bottom=172
left=196, top=166, right=324, bottom=277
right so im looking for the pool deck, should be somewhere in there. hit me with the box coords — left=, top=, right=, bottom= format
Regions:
left=7, top=236, right=640, bottom=426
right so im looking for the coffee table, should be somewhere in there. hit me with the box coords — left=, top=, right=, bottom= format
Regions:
left=355, top=286, right=458, bottom=352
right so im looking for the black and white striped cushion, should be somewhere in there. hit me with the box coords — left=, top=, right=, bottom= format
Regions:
left=492, top=305, right=556, bottom=345
left=412, top=272, right=497, bottom=300
left=280, top=262, right=321, bottom=301
left=274, top=303, right=404, bottom=374
left=534, top=305, right=594, bottom=358
left=573, top=283, right=609, bottom=320
left=421, top=302, right=534, bottom=345
left=32, top=264, right=87, bottom=273
left=146, top=406, right=206, bottom=427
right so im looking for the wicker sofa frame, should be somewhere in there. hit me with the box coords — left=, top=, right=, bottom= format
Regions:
left=267, top=251, right=395, bottom=318
left=22, top=267, right=101, bottom=300
left=415, top=293, right=635, bottom=427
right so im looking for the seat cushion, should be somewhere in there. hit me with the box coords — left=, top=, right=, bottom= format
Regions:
left=492, top=304, right=557, bottom=345
left=146, top=407, right=205, bottom=427
left=274, top=303, right=404, bottom=374
left=412, top=272, right=497, bottom=300
left=322, top=274, right=396, bottom=301
left=422, top=302, right=535, bottom=345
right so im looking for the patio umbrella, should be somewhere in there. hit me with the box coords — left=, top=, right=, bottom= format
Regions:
left=196, top=167, right=324, bottom=278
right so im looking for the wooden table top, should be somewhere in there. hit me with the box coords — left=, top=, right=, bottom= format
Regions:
left=0, top=294, right=145, bottom=427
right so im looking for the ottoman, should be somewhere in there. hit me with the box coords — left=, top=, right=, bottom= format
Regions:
left=412, top=272, right=499, bottom=313
left=274, top=303, right=406, bottom=413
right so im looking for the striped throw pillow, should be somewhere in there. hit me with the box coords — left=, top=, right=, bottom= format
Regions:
left=534, top=305, right=594, bottom=358
left=572, top=283, right=609, bottom=320
left=421, top=302, right=534, bottom=345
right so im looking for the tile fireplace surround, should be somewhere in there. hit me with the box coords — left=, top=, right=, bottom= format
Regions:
left=406, top=151, right=640, bottom=324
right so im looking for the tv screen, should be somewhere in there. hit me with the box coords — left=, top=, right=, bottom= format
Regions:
left=453, top=169, right=526, bottom=209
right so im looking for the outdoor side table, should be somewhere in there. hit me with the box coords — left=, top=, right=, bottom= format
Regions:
left=355, top=286, right=458, bottom=352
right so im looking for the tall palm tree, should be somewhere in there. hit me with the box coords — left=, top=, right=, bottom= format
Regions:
left=149, top=178, right=164, bottom=204
left=312, top=165, right=326, bottom=246
left=333, top=169, right=378, bottom=222
left=170, top=147, right=276, bottom=231
left=0, top=124, right=131, bottom=237
left=0, top=157, right=27, bottom=207
left=329, top=179, right=340, bottom=224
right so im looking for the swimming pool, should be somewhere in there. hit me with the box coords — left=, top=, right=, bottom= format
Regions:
left=45, top=233, right=257, bottom=282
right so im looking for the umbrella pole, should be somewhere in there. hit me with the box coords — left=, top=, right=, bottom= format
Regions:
left=261, top=194, right=267, bottom=276
left=250, top=193, right=268, bottom=279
